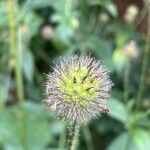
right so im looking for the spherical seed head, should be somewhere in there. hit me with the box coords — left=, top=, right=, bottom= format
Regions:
left=44, top=55, right=113, bottom=124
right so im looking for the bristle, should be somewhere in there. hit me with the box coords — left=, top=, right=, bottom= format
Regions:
left=44, top=55, right=113, bottom=124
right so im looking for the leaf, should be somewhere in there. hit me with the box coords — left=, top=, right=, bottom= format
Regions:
left=0, top=1, right=8, bottom=28
left=75, top=35, right=114, bottom=71
left=22, top=49, right=34, bottom=83
left=107, top=132, right=129, bottom=150
left=112, top=49, right=125, bottom=73
left=24, top=101, right=62, bottom=149
left=51, top=14, right=78, bottom=45
left=87, top=0, right=117, bottom=17
left=0, top=102, right=57, bottom=150
left=104, top=2, right=118, bottom=17
left=20, top=12, right=42, bottom=43
left=108, top=98, right=128, bottom=124
left=107, top=128, right=150, bottom=150
left=25, top=84, right=43, bottom=101
left=0, top=108, right=23, bottom=150
left=87, top=0, right=102, bottom=6
left=132, top=129, right=150, bottom=150
left=22, top=0, right=53, bottom=10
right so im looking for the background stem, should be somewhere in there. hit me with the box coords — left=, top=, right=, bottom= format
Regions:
left=66, top=0, right=72, bottom=16
left=136, top=5, right=150, bottom=110
left=83, top=126, right=94, bottom=150
left=58, top=124, right=66, bottom=149
left=124, top=62, right=130, bottom=103
left=7, top=0, right=27, bottom=149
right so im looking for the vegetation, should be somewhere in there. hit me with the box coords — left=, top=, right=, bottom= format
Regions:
left=0, top=0, right=149, bottom=150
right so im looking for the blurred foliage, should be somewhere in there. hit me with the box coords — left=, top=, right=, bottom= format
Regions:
left=0, top=0, right=150, bottom=150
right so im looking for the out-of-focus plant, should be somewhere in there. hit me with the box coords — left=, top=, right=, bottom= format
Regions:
left=107, top=1, right=150, bottom=150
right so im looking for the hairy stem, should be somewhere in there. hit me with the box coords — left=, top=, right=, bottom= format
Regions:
left=136, top=6, right=150, bottom=110
left=7, top=0, right=27, bottom=149
left=66, top=123, right=80, bottom=150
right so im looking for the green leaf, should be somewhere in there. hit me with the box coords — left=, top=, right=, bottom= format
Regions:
left=107, top=132, right=129, bottom=150
left=20, top=12, right=42, bottom=43
left=0, top=102, right=57, bottom=150
left=87, top=0, right=102, bottom=6
left=52, top=14, right=78, bottom=45
left=75, top=36, right=114, bottom=71
left=104, top=2, right=118, bottom=17
left=108, top=98, right=128, bottom=123
left=132, top=129, right=150, bottom=150
left=0, top=108, right=23, bottom=150
left=22, top=0, right=53, bottom=10
left=22, top=49, right=34, bottom=83
left=25, top=107, right=50, bottom=150
left=112, top=49, right=125, bottom=73
left=0, top=1, right=8, bottom=28
left=107, top=129, right=150, bottom=150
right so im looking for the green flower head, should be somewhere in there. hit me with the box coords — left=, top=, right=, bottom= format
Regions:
left=44, top=55, right=113, bottom=124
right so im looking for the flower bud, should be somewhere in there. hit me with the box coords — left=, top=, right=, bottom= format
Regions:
left=41, top=25, right=54, bottom=40
left=99, top=12, right=110, bottom=23
left=124, top=5, right=139, bottom=24
left=123, top=40, right=139, bottom=59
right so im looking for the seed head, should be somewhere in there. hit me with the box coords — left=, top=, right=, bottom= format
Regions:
left=123, top=40, right=139, bottom=59
left=44, top=55, right=113, bottom=124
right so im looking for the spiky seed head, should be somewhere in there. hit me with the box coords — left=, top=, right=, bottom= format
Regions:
left=44, top=55, right=113, bottom=124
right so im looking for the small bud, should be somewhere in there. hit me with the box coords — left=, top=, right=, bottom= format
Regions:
left=143, top=98, right=150, bottom=109
left=44, top=55, right=113, bottom=124
left=41, top=25, right=54, bottom=39
left=99, top=12, right=110, bottom=23
left=123, top=40, right=139, bottom=59
left=71, top=18, right=79, bottom=29
left=124, top=5, right=139, bottom=24
left=20, top=24, right=28, bottom=34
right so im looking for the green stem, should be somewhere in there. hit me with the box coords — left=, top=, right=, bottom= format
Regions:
left=136, top=6, right=150, bottom=110
left=66, top=0, right=72, bottom=16
left=66, top=123, right=80, bottom=150
left=83, top=126, right=94, bottom=150
left=7, top=0, right=27, bottom=149
left=124, top=61, right=130, bottom=103
left=58, top=124, right=66, bottom=149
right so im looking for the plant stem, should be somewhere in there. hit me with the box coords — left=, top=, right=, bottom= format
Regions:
left=7, top=0, right=27, bottom=149
left=66, top=0, right=72, bottom=16
left=58, top=124, right=66, bottom=149
left=136, top=6, right=150, bottom=110
left=66, top=123, right=80, bottom=150
left=124, top=62, right=130, bottom=103
left=83, top=126, right=94, bottom=150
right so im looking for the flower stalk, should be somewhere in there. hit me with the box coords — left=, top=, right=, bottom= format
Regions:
left=66, top=124, right=80, bottom=150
